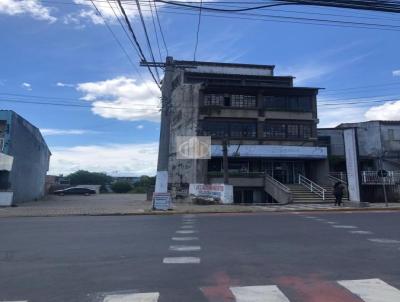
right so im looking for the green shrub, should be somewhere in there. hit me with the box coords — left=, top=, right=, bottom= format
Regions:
left=111, top=181, right=133, bottom=193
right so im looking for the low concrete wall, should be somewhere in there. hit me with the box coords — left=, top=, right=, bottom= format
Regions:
left=264, top=177, right=292, bottom=204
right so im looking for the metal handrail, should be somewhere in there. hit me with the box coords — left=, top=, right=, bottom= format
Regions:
left=328, top=174, right=348, bottom=185
left=265, top=174, right=291, bottom=193
left=329, top=172, right=347, bottom=183
left=298, top=174, right=326, bottom=200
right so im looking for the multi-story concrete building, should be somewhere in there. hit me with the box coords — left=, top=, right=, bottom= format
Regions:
left=166, top=59, right=329, bottom=203
left=318, top=121, right=400, bottom=202
left=318, top=120, right=400, bottom=172
left=0, top=110, right=51, bottom=205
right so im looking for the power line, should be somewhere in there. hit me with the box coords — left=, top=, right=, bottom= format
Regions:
left=0, top=93, right=161, bottom=108
left=42, top=0, right=400, bottom=31
left=133, top=0, right=161, bottom=82
left=155, top=0, right=293, bottom=12
left=105, top=0, right=140, bottom=54
left=138, top=5, right=400, bottom=32
left=88, top=0, right=159, bottom=98
left=153, top=1, right=169, bottom=56
left=115, top=0, right=161, bottom=87
left=0, top=98, right=161, bottom=110
left=193, top=0, right=203, bottom=61
left=46, top=0, right=400, bottom=22
left=321, top=81, right=400, bottom=93
left=153, top=1, right=400, bottom=31
left=148, top=0, right=164, bottom=62
left=155, top=0, right=400, bottom=13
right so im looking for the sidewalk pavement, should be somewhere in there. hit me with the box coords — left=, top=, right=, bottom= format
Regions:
left=0, top=193, right=399, bottom=218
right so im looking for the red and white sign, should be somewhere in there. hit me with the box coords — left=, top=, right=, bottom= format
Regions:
left=189, top=183, right=233, bottom=204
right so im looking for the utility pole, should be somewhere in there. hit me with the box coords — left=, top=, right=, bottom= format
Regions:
left=154, top=56, right=174, bottom=193
left=222, top=138, right=229, bottom=185
left=141, top=58, right=197, bottom=195
left=379, top=155, right=389, bottom=207
left=378, top=123, right=388, bottom=207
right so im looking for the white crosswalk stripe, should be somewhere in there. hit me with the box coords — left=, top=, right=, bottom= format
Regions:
left=230, top=285, right=290, bottom=302
left=103, top=292, right=159, bottom=302
left=338, top=279, right=400, bottom=302
left=176, top=230, right=196, bottom=234
left=171, top=237, right=199, bottom=241
left=6, top=278, right=400, bottom=301
left=169, top=245, right=201, bottom=251
left=163, top=256, right=201, bottom=264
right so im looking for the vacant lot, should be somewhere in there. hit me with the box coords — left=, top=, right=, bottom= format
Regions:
left=0, top=193, right=149, bottom=217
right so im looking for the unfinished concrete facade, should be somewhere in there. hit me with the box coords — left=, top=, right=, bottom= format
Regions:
left=0, top=110, right=51, bottom=205
left=167, top=60, right=329, bottom=203
left=318, top=121, right=400, bottom=202
left=318, top=121, right=400, bottom=171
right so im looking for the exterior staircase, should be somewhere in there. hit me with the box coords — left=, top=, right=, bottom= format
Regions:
left=287, top=184, right=338, bottom=203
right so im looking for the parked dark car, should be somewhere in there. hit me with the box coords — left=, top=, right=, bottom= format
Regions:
left=53, top=187, right=96, bottom=196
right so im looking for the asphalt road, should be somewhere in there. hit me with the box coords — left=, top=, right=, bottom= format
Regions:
left=1, top=211, right=400, bottom=302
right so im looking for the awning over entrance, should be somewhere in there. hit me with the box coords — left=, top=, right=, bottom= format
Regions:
left=211, top=145, right=327, bottom=159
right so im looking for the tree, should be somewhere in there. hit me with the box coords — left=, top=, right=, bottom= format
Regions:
left=111, top=181, right=132, bottom=193
left=131, top=175, right=156, bottom=193
left=68, top=170, right=112, bottom=186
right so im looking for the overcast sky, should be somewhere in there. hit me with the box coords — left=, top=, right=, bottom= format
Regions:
left=0, top=0, right=399, bottom=176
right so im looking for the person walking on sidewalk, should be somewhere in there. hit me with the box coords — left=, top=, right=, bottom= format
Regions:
left=333, top=181, right=345, bottom=206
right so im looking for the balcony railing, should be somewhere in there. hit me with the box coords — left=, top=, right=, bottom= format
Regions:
left=361, top=171, right=400, bottom=185
left=330, top=171, right=400, bottom=185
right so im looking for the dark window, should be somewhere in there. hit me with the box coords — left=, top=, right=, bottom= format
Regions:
left=265, top=122, right=313, bottom=139
left=201, top=120, right=257, bottom=138
left=264, top=96, right=286, bottom=111
left=263, top=95, right=312, bottom=112
left=299, top=96, right=312, bottom=111
left=287, top=124, right=299, bottom=138
left=204, top=94, right=224, bottom=106
left=299, top=124, right=312, bottom=138
left=230, top=122, right=257, bottom=138
left=224, top=96, right=230, bottom=106
left=208, top=158, right=222, bottom=171
left=264, top=123, right=286, bottom=138
left=231, top=95, right=256, bottom=107
left=201, top=121, right=229, bottom=137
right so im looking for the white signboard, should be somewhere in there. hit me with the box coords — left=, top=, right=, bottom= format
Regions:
left=0, top=192, right=13, bottom=206
left=189, top=183, right=233, bottom=204
left=152, top=192, right=171, bottom=210
left=344, top=128, right=361, bottom=202
left=0, top=153, right=13, bottom=171
left=211, top=145, right=327, bottom=159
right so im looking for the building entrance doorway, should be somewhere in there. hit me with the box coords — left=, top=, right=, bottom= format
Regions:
left=265, top=160, right=305, bottom=184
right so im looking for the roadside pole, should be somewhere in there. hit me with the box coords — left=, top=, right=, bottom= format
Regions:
left=222, top=138, right=229, bottom=185
left=154, top=56, right=174, bottom=194
left=378, top=123, right=388, bottom=207
left=379, top=156, right=389, bottom=207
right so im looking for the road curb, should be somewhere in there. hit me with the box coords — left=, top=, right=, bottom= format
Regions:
left=0, top=205, right=400, bottom=218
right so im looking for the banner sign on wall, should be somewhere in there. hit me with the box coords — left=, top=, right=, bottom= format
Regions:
left=189, top=184, right=233, bottom=204
left=343, top=128, right=361, bottom=202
